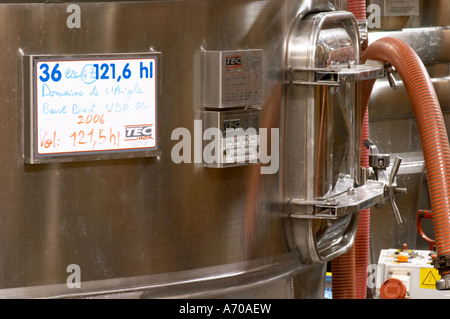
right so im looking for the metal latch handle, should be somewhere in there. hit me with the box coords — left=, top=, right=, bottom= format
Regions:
left=386, top=156, right=407, bottom=224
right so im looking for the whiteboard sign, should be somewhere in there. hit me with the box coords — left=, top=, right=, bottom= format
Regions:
left=25, top=53, right=160, bottom=163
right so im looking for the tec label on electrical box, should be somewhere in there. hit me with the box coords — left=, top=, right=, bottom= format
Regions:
left=203, top=50, right=262, bottom=108
left=24, top=53, right=161, bottom=163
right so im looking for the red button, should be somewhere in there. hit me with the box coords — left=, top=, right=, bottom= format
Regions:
left=380, top=278, right=407, bottom=299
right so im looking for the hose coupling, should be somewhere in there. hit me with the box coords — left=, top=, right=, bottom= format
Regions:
left=432, top=255, right=450, bottom=290
left=436, top=273, right=450, bottom=290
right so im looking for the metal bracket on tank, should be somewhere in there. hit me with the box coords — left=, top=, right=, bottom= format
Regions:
left=288, top=180, right=386, bottom=220
left=289, top=61, right=384, bottom=86
left=289, top=150, right=407, bottom=221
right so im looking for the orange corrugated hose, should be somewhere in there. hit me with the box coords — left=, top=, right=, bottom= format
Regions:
left=334, top=36, right=450, bottom=297
left=332, top=0, right=370, bottom=299
left=331, top=79, right=373, bottom=299
left=362, top=38, right=450, bottom=276
left=354, top=78, right=375, bottom=299
left=346, top=0, right=366, bottom=21
left=331, top=245, right=356, bottom=299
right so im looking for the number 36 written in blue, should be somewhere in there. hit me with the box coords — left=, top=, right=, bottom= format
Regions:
left=39, top=63, right=62, bottom=82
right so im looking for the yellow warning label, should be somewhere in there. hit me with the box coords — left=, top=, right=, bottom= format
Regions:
left=419, top=268, right=441, bottom=289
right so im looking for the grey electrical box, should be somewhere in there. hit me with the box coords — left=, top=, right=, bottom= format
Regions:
left=202, top=50, right=263, bottom=108
left=202, top=108, right=260, bottom=167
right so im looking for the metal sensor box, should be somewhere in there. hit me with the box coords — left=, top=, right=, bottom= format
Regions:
left=202, top=50, right=263, bottom=108
left=202, top=108, right=261, bottom=167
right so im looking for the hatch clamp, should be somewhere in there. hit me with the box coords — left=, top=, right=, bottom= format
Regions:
left=288, top=180, right=385, bottom=220
left=290, top=61, right=384, bottom=86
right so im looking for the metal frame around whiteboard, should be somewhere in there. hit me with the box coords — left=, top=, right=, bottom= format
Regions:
left=23, top=52, right=162, bottom=164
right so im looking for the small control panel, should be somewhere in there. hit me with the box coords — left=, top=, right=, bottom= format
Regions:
left=202, top=109, right=260, bottom=168
left=202, top=49, right=262, bottom=108
left=200, top=49, right=263, bottom=168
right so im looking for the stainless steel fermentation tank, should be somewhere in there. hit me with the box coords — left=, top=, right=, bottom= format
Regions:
left=0, top=0, right=385, bottom=298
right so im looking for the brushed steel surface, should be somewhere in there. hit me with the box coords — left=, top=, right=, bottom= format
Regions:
left=0, top=0, right=339, bottom=298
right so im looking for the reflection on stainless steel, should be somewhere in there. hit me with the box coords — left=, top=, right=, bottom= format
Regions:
left=284, top=10, right=381, bottom=265
left=0, top=0, right=445, bottom=300
left=369, top=28, right=450, bottom=64
left=0, top=0, right=348, bottom=299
